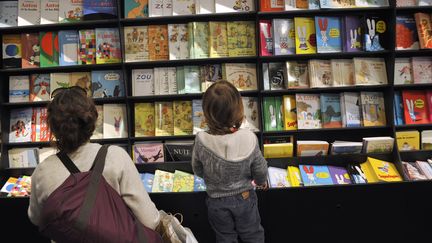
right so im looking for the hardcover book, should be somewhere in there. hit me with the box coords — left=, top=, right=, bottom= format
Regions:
left=394, top=91, right=404, bottom=125
left=83, top=0, right=117, bottom=20
left=200, top=64, right=223, bottom=91
left=227, top=21, right=256, bottom=57
left=183, top=66, right=201, bottom=93
left=259, top=20, right=273, bottom=56
left=196, top=0, right=215, bottom=14
left=396, top=130, right=420, bottom=151
left=268, top=167, right=290, bottom=188
left=164, top=141, right=194, bottom=161
left=394, top=58, right=413, bottom=85
left=58, top=30, right=79, bottom=66
left=194, top=176, right=206, bottom=191
left=360, top=91, right=386, bottom=126
left=9, top=108, right=33, bottom=143
left=78, top=29, right=96, bottom=65
left=396, top=15, right=419, bottom=50
left=30, top=74, right=50, bottom=102
left=192, top=22, right=209, bottom=59
left=341, top=92, right=362, bottom=127
left=297, top=140, right=329, bottom=156
left=132, top=69, right=154, bottom=96
left=309, top=59, right=332, bottom=88
left=222, top=63, right=257, bottom=91
left=396, top=0, right=416, bottom=6
left=40, top=31, right=59, bottom=67
left=124, top=0, right=148, bottom=18
left=21, top=33, right=40, bottom=69
left=300, top=165, right=333, bottom=186
left=133, top=143, right=164, bottom=163
left=330, top=141, right=363, bottom=155
left=0, top=1, right=18, bottom=27
left=91, top=70, right=124, bottom=98
left=148, top=25, right=169, bottom=60
left=342, top=16, right=362, bottom=52
left=414, top=13, right=432, bottom=49
left=168, top=24, right=189, bottom=60
left=18, top=0, right=40, bottom=26
left=260, top=0, right=284, bottom=12
left=331, top=59, right=354, bottom=86
left=240, top=97, right=260, bottom=132
left=9, top=76, right=29, bottom=103
left=103, top=104, right=128, bottom=138
left=192, top=99, right=208, bottom=134
left=361, top=157, right=402, bottom=183
left=3, top=34, right=22, bottom=68
left=287, top=166, right=302, bottom=187
left=135, top=103, right=155, bottom=137
left=353, top=58, right=387, bottom=85
left=124, top=26, right=149, bottom=62
left=263, top=97, right=277, bottom=131
left=419, top=0, right=432, bottom=5
left=173, top=101, right=193, bottom=135
left=215, top=0, right=255, bottom=13
left=411, top=57, right=432, bottom=84
left=315, top=16, right=342, bottom=53
left=263, top=143, right=293, bottom=158
left=362, top=136, right=394, bottom=153
left=285, top=61, right=309, bottom=89
left=152, top=170, right=174, bottom=192
left=162, top=0, right=173, bottom=16
left=328, top=166, right=352, bottom=185
left=209, top=22, right=229, bottom=58
left=296, top=93, right=322, bottom=129
left=268, top=62, right=285, bottom=90
left=172, top=170, right=195, bottom=192
left=95, top=28, right=122, bottom=64
left=282, top=95, right=297, bottom=130
left=294, top=17, right=317, bottom=54
left=273, top=19, right=295, bottom=55
left=320, top=93, right=342, bottom=128
left=172, top=0, right=195, bottom=15
left=70, top=72, right=91, bottom=96
left=58, top=0, right=83, bottom=22
left=421, top=130, right=432, bottom=149
left=149, top=0, right=163, bottom=17
left=155, top=102, right=174, bottom=136
left=50, top=73, right=71, bottom=92
left=33, top=107, right=50, bottom=142
left=364, top=16, right=387, bottom=51
left=8, top=148, right=38, bottom=168
left=40, top=0, right=59, bottom=24
left=141, top=173, right=154, bottom=192
left=402, top=90, right=429, bottom=124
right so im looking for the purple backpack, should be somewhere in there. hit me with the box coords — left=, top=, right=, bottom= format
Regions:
left=39, top=145, right=163, bottom=243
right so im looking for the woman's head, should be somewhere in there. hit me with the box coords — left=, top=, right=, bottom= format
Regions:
left=48, top=86, right=98, bottom=154
left=202, top=80, right=244, bottom=135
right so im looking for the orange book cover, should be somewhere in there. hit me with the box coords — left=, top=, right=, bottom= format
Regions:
left=148, top=25, right=169, bottom=60
left=260, top=0, right=284, bottom=12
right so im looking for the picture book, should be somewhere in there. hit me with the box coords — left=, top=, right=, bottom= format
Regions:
left=268, top=167, right=290, bottom=188
left=95, top=28, right=121, bottom=64
left=285, top=61, right=309, bottom=89
left=103, top=104, right=127, bottom=138
left=222, top=63, right=257, bottom=91
left=78, top=29, right=96, bottom=65
left=309, top=59, right=332, bottom=88
left=18, top=0, right=40, bottom=26
left=396, top=16, right=419, bottom=50
left=58, top=30, right=79, bottom=66
left=320, top=93, right=342, bottom=128
left=152, top=170, right=174, bottom=192
left=394, top=58, right=413, bottom=85
left=419, top=0, right=432, bottom=5
left=262, top=63, right=270, bottom=90
left=320, top=0, right=355, bottom=8
left=421, top=130, right=432, bottom=150
left=341, top=92, right=362, bottom=127
left=91, top=70, right=124, bottom=98
left=263, top=97, right=277, bottom=131
left=355, top=0, right=389, bottom=7
left=414, top=13, right=432, bottom=49
left=132, top=69, right=154, bottom=96
left=263, top=143, right=293, bottom=158
left=227, top=21, right=256, bottom=57
left=396, top=0, right=416, bottom=6
left=411, top=57, right=432, bottom=84
left=362, top=136, right=394, bottom=153
left=287, top=166, right=302, bottom=187
left=200, top=64, right=222, bottom=91
left=300, top=165, right=333, bottom=186
left=402, top=90, right=429, bottom=124
left=209, top=21, right=228, bottom=58
left=273, top=19, right=295, bottom=55
left=192, top=99, right=208, bottom=134
left=330, top=141, right=363, bottom=155
left=141, top=173, right=154, bottom=192
left=49, top=73, right=71, bottom=92
left=284, top=0, right=297, bottom=10
left=125, top=0, right=148, bottom=18
left=308, top=0, right=320, bottom=9
left=0, top=1, right=18, bottom=27
left=155, top=102, right=174, bottom=136
left=168, top=24, right=189, bottom=60
left=162, top=0, right=173, bottom=16
left=353, top=58, right=387, bottom=85
left=296, top=93, right=322, bottom=129
left=172, top=170, right=195, bottom=192
left=360, top=91, right=386, bottom=126
left=58, top=0, right=83, bottom=22
left=428, top=90, right=432, bottom=122
left=148, top=25, right=169, bottom=60
left=9, top=108, right=33, bottom=143
left=268, top=62, right=285, bottom=90
left=194, top=176, right=206, bottom=191
left=196, top=0, right=215, bottom=14
left=364, top=16, right=387, bottom=52
left=9, top=76, right=29, bottom=103
left=394, top=91, right=404, bottom=125
left=30, top=74, right=50, bottom=102
left=362, top=157, right=402, bottom=183
left=183, top=66, right=201, bottom=93
left=135, top=103, right=155, bottom=137
left=260, top=0, right=284, bottom=12
left=172, top=0, right=195, bottom=15
left=396, top=130, right=420, bottom=151
left=282, top=95, right=297, bottom=130
left=215, top=0, right=255, bottom=13
left=70, top=72, right=91, bottom=96
left=402, top=162, right=427, bottom=181
left=2, top=34, right=22, bottom=68
left=164, top=140, right=194, bottom=161
left=328, top=166, right=352, bottom=185
left=91, top=105, right=103, bottom=139
left=274, top=97, right=284, bottom=131
left=39, top=31, right=59, bottom=67
left=315, top=16, right=342, bottom=53
left=1, top=177, right=19, bottom=193
left=342, top=16, right=362, bottom=52
left=8, top=148, right=38, bottom=168
left=297, top=140, right=329, bottom=156
left=40, top=0, right=59, bottom=24
left=240, top=97, right=260, bottom=132
left=331, top=59, right=354, bottom=86
left=417, top=160, right=432, bottom=179
left=348, top=164, right=367, bottom=184
left=83, top=0, right=117, bottom=20
left=192, top=22, right=209, bottom=59
left=33, top=107, right=50, bottom=142
left=133, top=143, right=164, bottom=163
left=294, top=17, right=317, bottom=54
left=173, top=101, right=193, bottom=135
left=21, top=33, right=40, bottom=68
left=124, top=26, right=149, bottom=62
left=259, top=20, right=273, bottom=56
left=148, top=0, right=163, bottom=17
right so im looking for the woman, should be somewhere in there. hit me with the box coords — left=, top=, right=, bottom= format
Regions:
left=28, top=86, right=160, bottom=236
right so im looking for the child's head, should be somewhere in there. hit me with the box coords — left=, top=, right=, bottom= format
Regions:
left=202, top=80, right=244, bottom=135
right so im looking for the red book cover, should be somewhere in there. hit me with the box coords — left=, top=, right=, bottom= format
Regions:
left=21, top=33, right=40, bottom=68
left=38, top=107, right=50, bottom=141
left=402, top=90, right=429, bottom=124
left=427, top=90, right=432, bottom=122
left=260, top=0, right=284, bottom=12
left=259, top=20, right=273, bottom=56
left=31, top=108, right=37, bottom=142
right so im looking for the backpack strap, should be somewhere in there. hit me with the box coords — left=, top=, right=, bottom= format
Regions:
left=57, top=151, right=81, bottom=174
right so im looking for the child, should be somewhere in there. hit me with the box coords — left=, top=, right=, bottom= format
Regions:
left=192, top=80, right=268, bottom=243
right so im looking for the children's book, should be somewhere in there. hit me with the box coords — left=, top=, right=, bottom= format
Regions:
left=342, top=16, right=362, bottom=52
left=263, top=97, right=277, bottom=131
left=285, top=61, right=309, bottom=89
left=196, top=0, right=215, bottom=14
left=320, top=0, right=355, bottom=8
left=194, top=176, right=207, bottom=191
left=353, top=58, right=387, bottom=85
left=215, top=0, right=255, bottom=13
left=360, top=91, right=386, bottom=126
left=164, top=140, right=194, bottom=161
left=268, top=167, right=290, bottom=188
left=348, top=164, right=368, bottom=184
left=364, top=16, right=387, bottom=51
left=132, top=69, right=154, bottom=96
left=396, top=0, right=416, bottom=6
left=152, top=170, right=174, bottom=192
left=300, top=165, right=333, bottom=186
left=124, top=26, right=149, bottom=62
left=2, top=34, right=22, bottom=68
left=133, top=143, right=164, bottom=163
left=394, top=91, right=404, bottom=125
left=328, top=166, right=352, bottom=185
left=172, top=170, right=195, bottom=192
left=309, top=59, right=333, bottom=88
left=30, top=74, right=50, bottom=102
left=103, top=104, right=128, bottom=138
left=162, top=0, right=173, bottom=16
left=355, top=0, right=389, bottom=7
left=18, top=0, right=40, bottom=26
left=396, top=16, right=419, bottom=50
left=227, top=21, right=256, bottom=57
left=183, top=66, right=201, bottom=93
left=9, top=76, right=29, bottom=103
left=173, top=101, right=193, bottom=135
left=421, top=130, right=432, bottom=150
left=0, top=1, right=18, bottom=27
left=70, top=72, right=91, bottom=96
left=315, top=16, right=342, bottom=53
left=362, top=137, right=394, bottom=153
left=58, top=30, right=79, bottom=66
left=141, top=173, right=154, bottom=192
left=49, top=73, right=71, bottom=92
left=268, top=62, right=285, bottom=90
left=273, top=19, right=295, bottom=55
left=78, top=29, right=96, bottom=65
left=222, top=63, right=257, bottom=91
left=320, top=93, right=342, bottom=128
left=402, top=162, right=427, bottom=181
left=263, top=143, right=294, bottom=158
left=192, top=99, right=208, bottom=134
left=330, top=141, right=363, bottom=155
left=414, top=13, right=432, bottom=49
left=135, top=103, right=155, bottom=137
left=83, top=0, right=117, bottom=20
left=361, top=157, right=402, bottom=183
left=341, top=92, right=362, bottom=127
left=282, top=95, right=297, bottom=130
left=148, top=25, right=169, bottom=60
left=148, top=0, right=163, bottom=17
left=21, top=33, right=40, bottom=68
left=259, top=20, right=273, bottom=56
left=260, top=0, right=284, bottom=12
left=209, top=22, right=228, bottom=58
left=394, top=58, right=413, bottom=85
left=39, top=31, right=59, bottom=67
left=240, top=97, right=260, bottom=132
left=297, top=140, right=329, bottom=156
left=91, top=70, right=124, bottom=98
left=287, top=166, right=303, bottom=187
left=396, top=130, right=420, bottom=151
left=33, top=107, right=50, bottom=142
left=331, top=59, right=354, bottom=86
left=296, top=93, right=321, bottom=129
left=8, top=148, right=38, bottom=168
left=95, top=28, right=121, bottom=64
left=294, top=17, right=317, bottom=54
left=40, top=0, right=59, bottom=24
left=411, top=57, right=432, bottom=84
left=402, top=90, right=429, bottom=124
left=9, top=108, right=33, bottom=143
left=192, top=22, right=209, bottom=59
left=155, top=102, right=174, bottom=136
left=58, top=0, right=83, bottom=22
left=168, top=24, right=189, bottom=60
left=124, top=0, right=148, bottom=18
left=91, top=105, right=103, bottom=139
left=172, top=0, right=195, bottom=15
left=200, top=64, right=222, bottom=92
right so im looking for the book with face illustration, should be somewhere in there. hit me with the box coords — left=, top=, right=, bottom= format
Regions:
left=155, top=102, right=174, bottom=136
left=173, top=100, right=193, bottom=135
left=402, top=90, right=429, bottom=124
left=342, top=16, right=362, bottom=52
left=315, top=16, right=342, bottom=53
left=21, top=33, right=40, bottom=68
left=135, top=103, right=155, bottom=137
left=273, top=19, right=295, bottom=55
left=168, top=24, right=189, bottom=60
left=58, top=0, right=83, bottom=22
left=103, top=103, right=128, bottom=138
left=360, top=91, right=386, bottom=127
left=240, top=97, right=260, bottom=132
left=363, top=16, right=388, bottom=52
left=215, top=0, right=255, bottom=13
left=222, top=63, right=257, bottom=91
left=296, top=93, right=321, bottom=129
left=209, top=21, right=228, bottom=58
left=124, top=26, right=149, bottom=62
left=294, top=17, right=317, bottom=54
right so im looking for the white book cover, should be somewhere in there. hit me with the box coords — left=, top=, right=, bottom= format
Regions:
left=173, top=0, right=195, bottom=15
left=296, top=93, right=322, bottom=129
left=167, top=67, right=177, bottom=94
left=215, top=0, right=254, bottom=13
left=132, top=69, right=154, bottom=96
left=273, top=19, right=295, bottom=55
left=9, top=108, right=33, bottom=143
left=223, top=63, right=257, bottom=91
left=355, top=0, right=389, bottom=7
left=40, top=0, right=59, bottom=24
left=268, top=166, right=290, bottom=188
left=240, top=97, right=260, bottom=132
left=394, top=58, right=413, bottom=85
left=149, top=0, right=164, bottom=17
left=103, top=104, right=128, bottom=138
left=124, top=26, right=149, bottom=62
left=8, top=148, right=38, bottom=168
left=421, top=130, right=432, bottom=149
left=309, top=59, right=333, bottom=88
left=184, top=66, right=201, bottom=93
left=155, top=68, right=170, bottom=95
left=91, top=105, right=103, bottom=139
left=196, top=0, right=215, bottom=14
left=331, top=59, right=354, bottom=87
left=342, top=92, right=362, bottom=127
left=418, top=0, right=432, bottom=5
left=168, top=24, right=189, bottom=60
left=18, top=0, right=40, bottom=26
left=58, top=0, right=83, bottom=22
left=285, top=0, right=297, bottom=10
left=9, top=76, right=30, bottom=103
left=263, top=63, right=270, bottom=90
left=163, top=0, right=173, bottom=16
left=0, top=1, right=18, bottom=27
left=353, top=58, right=387, bottom=85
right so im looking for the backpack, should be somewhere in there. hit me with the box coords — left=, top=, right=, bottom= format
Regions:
left=39, top=145, right=163, bottom=243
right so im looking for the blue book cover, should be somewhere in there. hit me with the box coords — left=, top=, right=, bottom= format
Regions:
left=140, top=173, right=155, bottom=193
left=328, top=166, right=352, bottom=185
left=59, top=30, right=79, bottom=66
left=124, top=0, right=148, bottom=19
left=394, top=91, right=404, bottom=125
left=193, top=176, right=206, bottom=191
left=364, top=16, right=387, bottom=52
left=320, top=93, right=342, bottom=128
left=315, top=16, right=342, bottom=53
left=396, top=16, right=419, bottom=50
left=300, top=165, right=334, bottom=186
left=83, top=0, right=117, bottom=18
left=91, top=70, right=124, bottom=98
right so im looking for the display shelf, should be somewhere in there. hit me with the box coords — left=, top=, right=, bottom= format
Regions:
left=2, top=101, right=50, bottom=108
left=3, top=141, right=51, bottom=148
left=394, top=49, right=432, bottom=57
left=393, top=83, right=432, bottom=89
left=262, top=125, right=391, bottom=136
left=123, top=56, right=257, bottom=68
left=0, top=63, right=123, bottom=74
left=131, top=135, right=196, bottom=142
left=395, top=124, right=432, bottom=130
left=395, top=6, right=432, bottom=13
left=136, top=161, right=193, bottom=174
left=127, top=90, right=259, bottom=102
left=260, top=84, right=390, bottom=95
left=259, top=50, right=391, bottom=61
left=257, top=7, right=392, bottom=18
left=399, top=150, right=432, bottom=161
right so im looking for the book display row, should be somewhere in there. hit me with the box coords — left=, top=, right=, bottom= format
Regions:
left=140, top=170, right=206, bottom=193
left=396, top=130, right=432, bottom=151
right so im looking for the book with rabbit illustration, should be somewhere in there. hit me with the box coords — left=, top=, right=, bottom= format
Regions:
left=227, top=21, right=256, bottom=57
left=360, top=91, right=386, bottom=127
left=173, top=100, right=193, bottom=135
left=394, top=58, right=413, bottom=85
left=296, top=93, right=322, bottom=129
left=353, top=58, right=387, bottom=85
left=124, top=26, right=149, bottom=62
left=355, top=0, right=389, bottom=7
left=263, top=97, right=278, bottom=131
left=363, top=16, right=387, bottom=52
left=396, top=16, right=419, bottom=50
left=342, top=16, right=362, bottom=52
left=268, top=166, right=290, bottom=188
left=411, top=57, right=432, bottom=84
left=320, top=0, right=355, bottom=8
left=273, top=19, right=295, bottom=55
left=294, top=17, right=317, bottom=54
left=396, top=130, right=420, bottom=151
left=402, top=90, right=429, bottom=124
left=285, top=61, right=309, bottom=89
left=331, top=59, right=354, bottom=86
left=309, top=59, right=332, bottom=88
left=124, top=0, right=149, bottom=19
left=241, top=97, right=260, bottom=132
left=414, top=13, right=432, bottom=49
left=259, top=20, right=273, bottom=56
left=299, top=165, right=333, bottom=186
left=328, top=166, right=352, bottom=185
left=320, top=93, right=342, bottom=128
left=361, top=157, right=402, bottom=183
left=282, top=95, right=297, bottom=130
left=152, top=170, right=174, bottom=192
left=209, top=21, right=228, bottom=58
left=315, top=16, right=342, bottom=53
left=103, top=103, right=128, bottom=138
left=133, top=143, right=164, bottom=164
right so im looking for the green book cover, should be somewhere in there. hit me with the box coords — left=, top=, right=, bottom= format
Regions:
left=176, top=66, right=185, bottom=94
left=193, top=22, right=209, bottom=59
left=263, top=97, right=277, bottom=131
left=274, top=96, right=284, bottom=131
left=40, top=31, right=59, bottom=67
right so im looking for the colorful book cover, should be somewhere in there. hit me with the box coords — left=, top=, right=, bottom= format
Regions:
left=18, top=0, right=40, bottom=26
left=411, top=57, right=432, bottom=84
left=294, top=17, right=317, bottom=54
left=40, top=0, right=59, bottom=24
left=263, top=143, right=293, bottom=158
left=91, top=70, right=124, bottom=98
left=9, top=108, right=33, bottom=143
left=183, top=65, right=201, bottom=93
left=173, top=101, right=193, bottom=135
left=282, top=95, right=297, bottom=130
left=209, top=21, right=229, bottom=58
left=1, top=177, right=19, bottom=193
left=296, top=93, right=322, bottom=129
left=331, top=59, right=354, bottom=86
left=343, top=16, right=362, bottom=52
left=58, top=30, right=79, bottom=66
left=394, top=91, right=404, bottom=125
left=148, top=25, right=169, bottom=60
left=260, top=0, right=284, bottom=12
left=353, top=58, right=387, bottom=85
left=259, top=20, right=273, bottom=56
left=273, top=19, right=295, bottom=55
left=200, top=64, right=222, bottom=91
left=215, top=0, right=255, bottom=13
left=2, top=34, right=22, bottom=68
left=132, top=69, right=154, bottom=96
left=427, top=90, right=432, bottom=122
left=194, top=176, right=207, bottom=191
left=70, top=72, right=92, bottom=96
left=135, top=103, right=155, bottom=137
left=364, top=16, right=387, bottom=52
left=40, top=31, right=59, bottom=67
left=402, top=90, right=429, bottom=124
left=78, top=29, right=96, bottom=65
left=300, top=165, right=333, bottom=186
left=172, top=170, right=195, bottom=192
left=103, top=104, right=128, bottom=138
left=91, top=105, right=103, bottom=139
left=263, top=97, right=277, bottom=131
left=168, top=24, right=189, bottom=60
left=285, top=61, right=309, bottom=88
left=124, top=26, right=149, bottom=62
left=295, top=0, right=308, bottom=9
left=414, top=13, right=432, bottom=49
left=152, top=170, right=174, bottom=192
left=328, top=166, right=352, bottom=185
left=95, top=28, right=121, bottom=64
left=141, top=173, right=154, bottom=192
left=309, top=59, right=333, bottom=88
left=320, top=0, right=355, bottom=8
left=133, top=143, right=164, bottom=163
left=396, top=130, right=420, bottom=151
left=0, top=1, right=18, bottom=27
left=58, top=0, right=83, bottom=22
left=172, top=0, right=195, bottom=15
left=341, top=92, right=362, bottom=127
left=83, top=0, right=117, bottom=20
left=222, top=63, right=257, bottom=91
left=360, top=91, right=386, bottom=126
left=348, top=164, right=367, bottom=184
left=9, top=76, right=29, bottom=103
left=34, top=107, right=50, bottom=142
left=268, top=167, right=290, bottom=188
left=241, top=97, right=260, bottom=132
left=396, top=15, right=419, bottom=50
left=30, top=74, right=50, bottom=101
left=49, top=73, right=71, bottom=92
left=320, top=93, right=342, bottom=128
left=274, top=96, right=284, bottom=131
left=315, top=16, right=342, bottom=53
left=227, top=21, right=256, bottom=57
left=192, top=99, right=208, bottom=134
left=394, top=58, right=413, bottom=85
left=124, top=0, right=148, bottom=18
left=155, top=102, right=174, bottom=136
left=21, top=33, right=40, bottom=68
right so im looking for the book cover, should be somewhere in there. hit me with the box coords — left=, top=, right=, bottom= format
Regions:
left=103, top=104, right=128, bottom=138
left=263, top=97, right=277, bottom=131
left=192, top=99, right=208, bottom=134
left=414, top=161, right=432, bottom=179
left=414, top=13, right=432, bottom=49
left=260, top=0, right=284, bottom=12
left=268, top=167, right=290, bottom=188
left=200, top=64, right=222, bottom=92
left=194, top=176, right=206, bottom=191
left=223, top=63, right=257, bottom=91
left=58, top=0, right=83, bottom=22
left=331, top=59, right=354, bottom=86
left=394, top=58, right=413, bottom=85
left=402, top=90, right=429, bottom=124
left=320, top=93, right=342, bottom=128
left=394, top=91, right=404, bottom=125
left=308, top=0, right=320, bottom=8
left=240, top=97, right=260, bottom=132
left=34, top=107, right=50, bottom=142
left=331, top=141, right=363, bottom=155
left=364, top=157, right=402, bottom=182
left=402, top=162, right=427, bottom=181
left=348, top=164, right=368, bottom=184
left=215, top=0, right=255, bottom=13
left=184, top=66, right=201, bottom=93
left=282, top=95, right=297, bottom=130
left=172, top=0, right=195, bottom=15
left=125, top=0, right=148, bottom=18
left=39, top=31, right=59, bottom=67
left=196, top=0, right=215, bottom=14
left=1, top=177, right=19, bottom=193
left=162, top=0, right=173, bottom=16
left=91, top=105, right=103, bottom=139
left=273, top=19, right=295, bottom=55
left=172, top=170, right=195, bottom=192
left=421, top=130, right=432, bottom=149
left=259, top=20, right=273, bottom=56
left=9, top=76, right=29, bottom=103
left=263, top=143, right=293, bottom=158
left=40, top=0, right=59, bottom=24
left=396, top=0, right=416, bottom=6
left=141, top=173, right=154, bottom=192
left=95, top=28, right=122, bottom=64
left=135, top=103, right=155, bottom=137
left=132, top=69, right=154, bottom=96
left=355, top=0, right=389, bottom=7
left=21, top=33, right=40, bottom=68
left=148, top=25, right=169, bottom=60
left=263, top=63, right=270, bottom=90
left=300, top=165, right=333, bottom=186
left=124, top=26, right=149, bottom=62
left=91, top=70, right=124, bottom=98
left=8, top=148, right=38, bottom=168
left=78, top=29, right=96, bottom=65
left=133, top=143, right=164, bottom=163
left=353, top=58, right=387, bottom=85
left=360, top=91, right=386, bottom=126
left=274, top=96, right=284, bottom=131
left=342, top=15, right=363, bottom=52
left=396, top=15, right=419, bottom=50
left=294, top=17, right=317, bottom=54
left=315, top=16, right=342, bottom=53
left=341, top=92, right=362, bottom=127
left=152, top=170, right=174, bottom=192
left=296, top=93, right=322, bottom=129
left=0, top=1, right=18, bottom=27
left=419, top=0, right=432, bottom=5
left=18, top=0, right=40, bottom=26
left=155, top=102, right=174, bottom=136
left=328, top=166, right=352, bottom=184
left=363, top=136, right=394, bottom=153
left=427, top=90, right=432, bottom=122
left=149, top=0, right=163, bottom=17
left=70, top=72, right=91, bottom=96
left=396, top=130, right=420, bottom=151
left=58, top=30, right=79, bottom=66
left=287, top=166, right=302, bottom=187
left=364, top=16, right=387, bottom=51
left=320, top=0, right=355, bottom=8
left=165, top=141, right=194, bottom=161
left=209, top=21, right=229, bottom=58
left=153, top=67, right=169, bottom=95
left=227, top=21, right=256, bottom=57
left=268, top=62, right=285, bottom=90
left=173, top=101, right=193, bottom=135
left=49, top=73, right=71, bottom=92
left=297, top=141, right=329, bottom=156
left=309, top=59, right=332, bottom=88
left=285, top=61, right=309, bottom=89
left=83, top=0, right=117, bottom=20
left=411, top=57, right=432, bottom=84
left=9, top=108, right=33, bottom=143
left=2, top=34, right=22, bottom=68
left=30, top=74, right=50, bottom=102
left=168, top=24, right=189, bottom=60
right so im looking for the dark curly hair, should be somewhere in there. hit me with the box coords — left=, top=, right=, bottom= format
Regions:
left=47, top=87, right=98, bottom=154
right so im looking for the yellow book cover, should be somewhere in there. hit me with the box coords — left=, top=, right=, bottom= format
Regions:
left=363, top=157, right=403, bottom=183
left=287, top=166, right=302, bottom=187
left=227, top=21, right=256, bottom=57
left=155, top=102, right=174, bottom=136
left=283, top=95, right=297, bottom=130
left=70, top=72, right=92, bottom=96
left=222, top=63, right=257, bottom=91
left=209, top=22, right=228, bottom=58
left=173, top=100, right=193, bottom=135
left=360, top=92, right=386, bottom=127
left=172, top=170, right=195, bottom=192
left=135, top=103, right=155, bottom=137
left=396, top=130, right=420, bottom=151
left=294, top=17, right=317, bottom=54
left=263, top=143, right=293, bottom=158
left=148, top=25, right=169, bottom=60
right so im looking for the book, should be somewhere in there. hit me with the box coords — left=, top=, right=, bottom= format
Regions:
left=396, top=0, right=416, bottom=6
left=2, top=34, right=22, bottom=68
left=259, top=20, right=273, bottom=56
left=309, top=59, right=332, bottom=88
left=155, top=102, right=174, bottom=136
left=194, top=176, right=206, bottom=191
left=296, top=93, right=322, bottom=129
left=40, top=0, right=59, bottom=24
left=78, top=29, right=96, bottom=65
left=402, top=90, right=429, bottom=124
left=200, top=64, right=222, bottom=92
left=9, top=108, right=33, bottom=143
left=183, top=66, right=201, bottom=93
left=353, top=58, right=387, bottom=85
left=268, top=167, right=290, bottom=188
left=263, top=97, right=277, bottom=131
left=260, top=0, right=284, bottom=12
left=0, top=1, right=18, bottom=27
left=320, top=0, right=355, bottom=8
left=21, top=33, right=40, bottom=68
left=0, top=177, right=19, bottom=193
left=124, top=26, right=149, bottom=62
left=32, top=107, right=50, bottom=142
left=419, top=0, right=432, bottom=5
left=135, top=103, right=155, bottom=137
left=287, top=166, right=302, bottom=187
left=394, top=91, right=404, bottom=125
left=163, top=0, right=173, bottom=16
left=414, top=13, right=432, bottom=49
left=95, top=28, right=121, bottom=64
left=341, top=92, right=362, bottom=127
left=70, top=72, right=91, bottom=96
left=328, top=166, right=352, bottom=185
left=285, top=61, right=309, bottom=89
left=172, top=0, right=195, bottom=15
left=192, top=99, right=208, bottom=134
left=133, top=143, right=164, bottom=163
left=227, top=21, right=256, bottom=57
left=141, top=173, right=154, bottom=192
left=18, top=0, right=40, bottom=26
left=149, top=0, right=163, bottom=17
left=355, top=0, right=388, bottom=7
left=192, top=22, right=209, bottom=59
left=394, top=58, right=413, bottom=85
left=396, top=130, right=420, bottom=151
left=342, top=15, right=362, bottom=52
left=50, top=73, right=71, bottom=92
left=330, top=141, right=363, bottom=155
left=411, top=57, right=432, bottom=84
left=396, top=15, right=419, bottom=50
left=164, top=140, right=194, bottom=161
left=148, top=25, right=169, bottom=60
left=58, top=0, right=83, bottom=22
left=348, top=164, right=367, bottom=184
left=152, top=170, right=174, bottom=192
left=91, top=70, right=124, bottom=98
left=239, top=97, right=260, bottom=132
left=268, top=62, right=285, bottom=90
left=173, top=101, right=193, bottom=135
left=362, top=136, right=394, bottom=153
left=315, top=16, right=342, bottom=53
left=9, top=76, right=29, bottom=103
left=209, top=22, right=228, bottom=58
left=282, top=95, right=297, bottom=130
left=103, top=104, right=127, bottom=138
left=168, top=24, right=189, bottom=60
left=30, top=74, right=50, bottom=101
left=331, top=59, right=354, bottom=86
left=300, top=165, right=334, bottom=186
left=58, top=30, right=79, bottom=66
left=125, top=0, right=148, bottom=18
left=196, top=0, right=215, bottom=14
left=361, top=157, right=402, bottom=183
left=416, top=160, right=432, bottom=179
left=215, top=0, right=255, bottom=13
left=8, top=148, right=38, bottom=168
left=39, top=31, right=59, bottom=67
left=172, top=170, right=195, bottom=192
left=83, top=0, right=117, bottom=20
left=263, top=143, right=293, bottom=158
left=294, top=17, right=317, bottom=54
left=360, top=91, right=386, bottom=126
left=222, top=63, right=257, bottom=91
left=91, top=105, right=103, bottom=139
left=273, top=19, right=295, bottom=55
left=402, top=162, right=427, bottom=181
left=421, top=130, right=432, bottom=150
left=364, top=16, right=387, bottom=51
left=297, top=140, right=329, bottom=156
left=320, top=93, right=342, bottom=128
left=132, top=69, right=154, bottom=96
